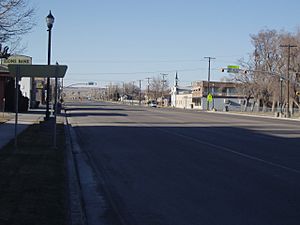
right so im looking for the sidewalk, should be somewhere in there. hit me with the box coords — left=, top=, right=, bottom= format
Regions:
left=0, top=110, right=44, bottom=150
left=209, top=110, right=300, bottom=121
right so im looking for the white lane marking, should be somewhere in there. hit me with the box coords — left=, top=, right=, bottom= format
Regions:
left=158, top=128, right=300, bottom=175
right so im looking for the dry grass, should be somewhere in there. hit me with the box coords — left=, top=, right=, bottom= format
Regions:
left=0, top=120, right=66, bottom=225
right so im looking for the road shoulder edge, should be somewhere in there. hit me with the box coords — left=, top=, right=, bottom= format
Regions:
left=64, top=116, right=88, bottom=225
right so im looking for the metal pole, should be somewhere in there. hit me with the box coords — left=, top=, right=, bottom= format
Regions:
left=204, top=57, right=215, bottom=111
left=14, top=66, right=20, bottom=148
left=139, top=80, right=142, bottom=105
left=53, top=72, right=58, bottom=148
left=212, top=83, right=215, bottom=110
left=61, top=78, right=64, bottom=101
left=280, top=77, right=283, bottom=114
left=45, top=28, right=52, bottom=120
left=160, top=73, right=167, bottom=107
left=132, top=81, right=134, bottom=105
left=280, top=44, right=297, bottom=117
left=146, top=77, right=151, bottom=102
left=287, top=46, right=291, bottom=117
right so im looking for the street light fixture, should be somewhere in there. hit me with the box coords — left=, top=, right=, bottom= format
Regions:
left=45, top=10, right=54, bottom=120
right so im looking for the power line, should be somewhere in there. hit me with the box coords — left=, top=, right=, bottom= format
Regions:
left=34, top=55, right=245, bottom=64
left=67, top=67, right=210, bottom=76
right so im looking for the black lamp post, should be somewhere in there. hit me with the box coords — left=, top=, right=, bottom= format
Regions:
left=45, top=10, right=54, bottom=120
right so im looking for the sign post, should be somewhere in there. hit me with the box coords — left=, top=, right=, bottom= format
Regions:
left=53, top=65, right=59, bottom=148
left=207, top=93, right=213, bottom=111
left=14, top=66, right=20, bottom=148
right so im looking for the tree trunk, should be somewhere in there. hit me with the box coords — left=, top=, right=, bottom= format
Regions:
left=290, top=98, right=294, bottom=115
left=271, top=100, right=276, bottom=112
left=256, top=99, right=261, bottom=112
left=262, top=102, right=267, bottom=112
left=251, top=100, right=255, bottom=112
left=244, top=99, right=248, bottom=112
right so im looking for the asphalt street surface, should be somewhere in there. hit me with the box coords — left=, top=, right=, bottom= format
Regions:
left=66, top=101, right=300, bottom=225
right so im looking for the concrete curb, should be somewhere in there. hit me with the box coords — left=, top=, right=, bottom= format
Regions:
left=64, top=116, right=87, bottom=225
left=65, top=114, right=108, bottom=225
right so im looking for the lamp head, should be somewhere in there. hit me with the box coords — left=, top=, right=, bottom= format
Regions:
left=46, top=10, right=55, bottom=29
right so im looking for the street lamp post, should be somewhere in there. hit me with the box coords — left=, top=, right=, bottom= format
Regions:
left=45, top=10, right=54, bottom=120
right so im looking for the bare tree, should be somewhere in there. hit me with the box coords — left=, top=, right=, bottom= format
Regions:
left=279, top=32, right=300, bottom=113
left=147, top=75, right=169, bottom=101
left=230, top=29, right=297, bottom=112
left=250, top=29, right=284, bottom=111
left=0, top=0, right=35, bottom=49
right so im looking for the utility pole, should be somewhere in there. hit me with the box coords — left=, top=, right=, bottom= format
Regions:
left=122, top=82, right=125, bottom=98
left=204, top=57, right=215, bottom=110
left=138, top=80, right=142, bottom=105
left=160, top=73, right=168, bottom=107
left=145, top=77, right=151, bottom=102
left=280, top=44, right=297, bottom=117
left=280, top=77, right=283, bottom=115
left=132, top=81, right=135, bottom=105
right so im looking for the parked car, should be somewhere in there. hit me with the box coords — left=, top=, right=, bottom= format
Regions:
left=148, top=100, right=157, bottom=107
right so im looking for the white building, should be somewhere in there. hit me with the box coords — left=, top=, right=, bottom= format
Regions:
left=171, top=86, right=193, bottom=109
left=170, top=72, right=246, bottom=111
left=170, top=72, right=194, bottom=109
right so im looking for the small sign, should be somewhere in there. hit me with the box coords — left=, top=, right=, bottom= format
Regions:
left=2, top=55, right=32, bottom=65
left=227, top=65, right=240, bottom=73
left=207, top=93, right=213, bottom=102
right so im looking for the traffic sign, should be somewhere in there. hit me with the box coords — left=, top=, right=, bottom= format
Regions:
left=227, top=65, right=240, bottom=73
left=207, top=93, right=213, bottom=102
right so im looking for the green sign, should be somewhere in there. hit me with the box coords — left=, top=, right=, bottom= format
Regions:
left=227, top=65, right=240, bottom=73
left=227, top=65, right=240, bottom=69
left=207, top=93, right=213, bottom=102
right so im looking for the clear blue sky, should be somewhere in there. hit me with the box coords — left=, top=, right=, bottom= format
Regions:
left=22, top=0, right=300, bottom=87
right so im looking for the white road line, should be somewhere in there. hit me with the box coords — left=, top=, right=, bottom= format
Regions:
left=157, top=127, right=300, bottom=175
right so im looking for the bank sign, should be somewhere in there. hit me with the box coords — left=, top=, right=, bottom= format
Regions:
left=2, top=55, right=32, bottom=65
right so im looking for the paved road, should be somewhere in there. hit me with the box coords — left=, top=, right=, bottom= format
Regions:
left=66, top=101, right=300, bottom=225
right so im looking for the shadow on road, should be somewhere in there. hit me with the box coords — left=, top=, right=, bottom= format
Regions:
left=66, top=112, right=128, bottom=117
left=72, top=124, right=300, bottom=225
left=65, top=107, right=126, bottom=112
